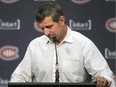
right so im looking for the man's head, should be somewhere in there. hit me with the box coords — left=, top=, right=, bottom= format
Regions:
left=35, top=3, right=67, bottom=44
left=35, top=2, right=64, bottom=23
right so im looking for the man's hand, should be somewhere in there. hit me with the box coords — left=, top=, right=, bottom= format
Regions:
left=92, top=76, right=111, bottom=87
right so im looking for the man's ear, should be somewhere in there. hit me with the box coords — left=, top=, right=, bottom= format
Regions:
left=60, top=16, right=65, bottom=25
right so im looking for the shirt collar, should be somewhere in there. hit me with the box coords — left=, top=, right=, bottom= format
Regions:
left=63, top=26, right=73, bottom=44
left=44, top=36, right=52, bottom=44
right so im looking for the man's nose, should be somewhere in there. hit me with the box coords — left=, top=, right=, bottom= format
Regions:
left=44, top=28, right=50, bottom=36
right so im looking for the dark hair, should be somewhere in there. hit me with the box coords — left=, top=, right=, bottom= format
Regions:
left=35, top=2, right=64, bottom=23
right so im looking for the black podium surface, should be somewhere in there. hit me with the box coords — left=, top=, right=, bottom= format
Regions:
left=8, top=82, right=96, bottom=87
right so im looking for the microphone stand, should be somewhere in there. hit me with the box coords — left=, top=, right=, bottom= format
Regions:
left=53, top=36, right=60, bottom=83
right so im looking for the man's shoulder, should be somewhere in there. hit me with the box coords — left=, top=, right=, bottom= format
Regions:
left=71, top=30, right=90, bottom=40
left=29, top=35, right=47, bottom=45
left=71, top=30, right=93, bottom=45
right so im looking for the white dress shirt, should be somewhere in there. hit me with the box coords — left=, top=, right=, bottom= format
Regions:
left=10, top=26, right=115, bottom=87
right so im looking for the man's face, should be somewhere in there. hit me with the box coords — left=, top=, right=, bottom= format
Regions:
left=36, top=16, right=65, bottom=42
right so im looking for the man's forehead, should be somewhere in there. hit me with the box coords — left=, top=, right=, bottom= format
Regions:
left=37, top=17, right=54, bottom=27
left=37, top=21, right=53, bottom=28
left=42, top=16, right=53, bottom=23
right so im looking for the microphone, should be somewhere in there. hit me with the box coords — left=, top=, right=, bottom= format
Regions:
left=53, top=36, right=57, bottom=43
left=53, top=36, right=60, bottom=83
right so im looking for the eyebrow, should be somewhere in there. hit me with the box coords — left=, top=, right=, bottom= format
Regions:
left=45, top=25, right=53, bottom=28
left=39, top=25, right=53, bottom=30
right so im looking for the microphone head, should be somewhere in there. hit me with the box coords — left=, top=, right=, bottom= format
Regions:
left=53, top=36, right=57, bottom=43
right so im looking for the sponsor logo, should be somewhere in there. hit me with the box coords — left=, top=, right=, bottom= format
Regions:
left=105, top=18, right=116, bottom=33
left=34, top=21, right=43, bottom=32
left=0, top=0, right=19, bottom=4
left=0, top=46, right=19, bottom=61
left=0, top=19, right=20, bottom=30
left=0, top=77, right=9, bottom=84
left=34, top=0, right=56, bottom=1
left=69, top=19, right=92, bottom=30
left=105, top=48, right=116, bottom=59
left=71, top=0, right=91, bottom=4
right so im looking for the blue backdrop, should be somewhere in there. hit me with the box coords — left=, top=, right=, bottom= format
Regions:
left=0, top=0, right=115, bottom=86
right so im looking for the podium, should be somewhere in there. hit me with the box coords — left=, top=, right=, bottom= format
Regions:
left=8, top=82, right=96, bottom=87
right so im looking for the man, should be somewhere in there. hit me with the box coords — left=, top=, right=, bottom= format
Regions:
left=10, top=2, right=115, bottom=87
